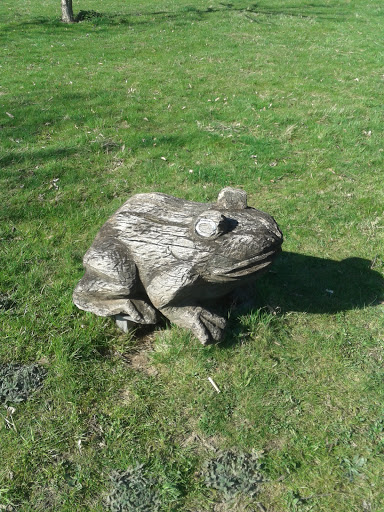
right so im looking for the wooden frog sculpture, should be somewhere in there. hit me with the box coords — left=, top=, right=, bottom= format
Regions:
left=73, top=188, right=283, bottom=344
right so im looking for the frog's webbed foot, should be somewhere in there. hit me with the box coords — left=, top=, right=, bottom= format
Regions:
left=159, top=305, right=226, bottom=345
left=198, top=309, right=227, bottom=344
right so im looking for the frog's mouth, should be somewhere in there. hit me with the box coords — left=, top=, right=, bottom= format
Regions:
left=211, top=247, right=281, bottom=280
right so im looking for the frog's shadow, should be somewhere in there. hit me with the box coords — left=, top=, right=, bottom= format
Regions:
left=226, top=252, right=383, bottom=336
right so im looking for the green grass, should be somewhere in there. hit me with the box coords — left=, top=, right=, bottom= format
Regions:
left=1, top=0, right=383, bottom=510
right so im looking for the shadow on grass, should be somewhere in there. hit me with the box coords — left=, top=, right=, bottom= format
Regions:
left=0, top=147, right=79, bottom=169
left=1, top=2, right=348, bottom=34
left=266, top=252, right=383, bottom=315
left=220, top=251, right=383, bottom=347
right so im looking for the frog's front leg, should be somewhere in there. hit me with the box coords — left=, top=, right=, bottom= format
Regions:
left=145, top=266, right=226, bottom=344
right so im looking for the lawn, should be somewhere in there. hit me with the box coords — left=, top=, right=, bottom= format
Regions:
left=0, top=0, right=383, bottom=510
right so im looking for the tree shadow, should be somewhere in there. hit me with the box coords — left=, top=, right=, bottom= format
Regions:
left=242, top=2, right=347, bottom=21
left=75, top=10, right=103, bottom=22
left=0, top=147, right=79, bottom=170
left=1, top=1, right=348, bottom=33
left=124, top=2, right=348, bottom=24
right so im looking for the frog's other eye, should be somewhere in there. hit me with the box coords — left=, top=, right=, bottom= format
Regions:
left=194, top=211, right=236, bottom=239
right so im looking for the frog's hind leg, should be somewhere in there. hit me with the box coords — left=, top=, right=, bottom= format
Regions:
left=73, top=238, right=158, bottom=325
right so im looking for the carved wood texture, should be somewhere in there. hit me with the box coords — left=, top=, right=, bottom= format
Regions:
left=73, top=188, right=283, bottom=344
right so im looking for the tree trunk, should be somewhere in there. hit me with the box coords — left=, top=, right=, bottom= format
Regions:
left=61, top=0, right=75, bottom=23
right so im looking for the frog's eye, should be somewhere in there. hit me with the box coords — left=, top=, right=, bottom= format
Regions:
left=194, top=211, right=228, bottom=239
left=195, top=218, right=218, bottom=238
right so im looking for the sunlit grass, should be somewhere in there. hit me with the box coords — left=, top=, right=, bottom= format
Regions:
left=0, top=0, right=383, bottom=510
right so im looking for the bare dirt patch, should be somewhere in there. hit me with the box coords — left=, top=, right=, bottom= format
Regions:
left=122, top=339, right=158, bottom=377
left=182, top=432, right=223, bottom=453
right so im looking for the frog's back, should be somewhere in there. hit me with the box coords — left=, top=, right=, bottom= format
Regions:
left=114, top=192, right=211, bottom=228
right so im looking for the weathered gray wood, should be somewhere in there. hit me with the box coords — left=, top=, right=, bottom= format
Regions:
left=73, top=188, right=283, bottom=344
